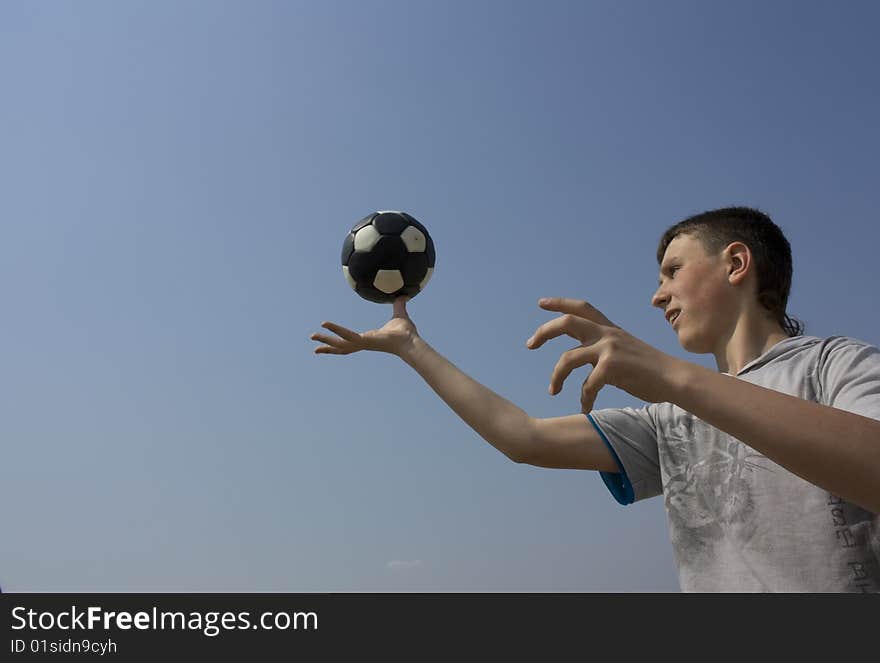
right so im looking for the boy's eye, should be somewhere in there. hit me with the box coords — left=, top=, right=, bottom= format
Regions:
left=670, top=266, right=680, bottom=277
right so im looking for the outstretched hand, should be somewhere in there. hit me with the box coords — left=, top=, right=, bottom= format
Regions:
left=310, top=297, right=419, bottom=357
left=526, top=297, right=682, bottom=413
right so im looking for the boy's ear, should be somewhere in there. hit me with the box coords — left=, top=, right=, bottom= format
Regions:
left=725, top=242, right=751, bottom=285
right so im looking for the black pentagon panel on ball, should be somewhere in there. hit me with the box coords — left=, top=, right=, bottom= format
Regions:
left=356, top=283, right=396, bottom=304
left=370, top=234, right=409, bottom=269
left=401, top=252, right=429, bottom=286
left=398, top=284, right=421, bottom=299
left=373, top=212, right=409, bottom=235
left=351, top=213, right=377, bottom=234
left=346, top=251, right=379, bottom=283
left=341, top=232, right=355, bottom=265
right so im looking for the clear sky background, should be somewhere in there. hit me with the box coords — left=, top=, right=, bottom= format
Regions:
left=2, top=1, right=878, bottom=591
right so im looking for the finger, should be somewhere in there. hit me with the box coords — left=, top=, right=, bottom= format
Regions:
left=392, top=296, right=410, bottom=320
left=320, top=321, right=361, bottom=342
left=527, top=314, right=601, bottom=350
left=580, top=363, right=607, bottom=414
left=313, top=345, right=352, bottom=355
left=310, top=332, right=353, bottom=350
left=549, top=345, right=600, bottom=395
left=538, top=297, right=615, bottom=327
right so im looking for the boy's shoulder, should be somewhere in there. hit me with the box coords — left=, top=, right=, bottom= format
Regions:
left=816, top=334, right=879, bottom=351
left=762, top=334, right=878, bottom=363
left=806, top=335, right=880, bottom=368
left=740, top=334, right=880, bottom=383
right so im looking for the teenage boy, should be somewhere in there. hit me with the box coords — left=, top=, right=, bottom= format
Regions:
left=311, top=207, right=880, bottom=592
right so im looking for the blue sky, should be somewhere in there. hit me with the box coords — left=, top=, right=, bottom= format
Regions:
left=2, top=1, right=878, bottom=591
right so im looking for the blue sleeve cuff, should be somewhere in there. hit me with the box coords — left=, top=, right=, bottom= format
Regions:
left=586, top=413, right=635, bottom=505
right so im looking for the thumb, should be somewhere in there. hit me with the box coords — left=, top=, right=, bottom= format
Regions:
left=580, top=364, right=606, bottom=414
left=392, top=296, right=411, bottom=320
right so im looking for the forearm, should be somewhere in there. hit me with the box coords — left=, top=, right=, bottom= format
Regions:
left=399, top=336, right=534, bottom=462
left=671, top=361, right=880, bottom=513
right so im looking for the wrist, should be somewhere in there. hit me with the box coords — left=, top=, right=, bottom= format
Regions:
left=398, top=334, right=428, bottom=365
left=663, top=356, right=703, bottom=406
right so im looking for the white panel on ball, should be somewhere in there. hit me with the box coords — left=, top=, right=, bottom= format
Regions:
left=353, top=225, right=381, bottom=252
left=400, top=226, right=426, bottom=253
left=374, top=269, right=405, bottom=294
left=419, top=267, right=433, bottom=289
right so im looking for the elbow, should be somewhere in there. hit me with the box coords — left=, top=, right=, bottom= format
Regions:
left=506, top=448, right=532, bottom=465
left=492, top=438, right=530, bottom=464
left=501, top=419, right=539, bottom=465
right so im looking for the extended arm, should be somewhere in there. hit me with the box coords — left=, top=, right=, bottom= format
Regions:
left=310, top=298, right=614, bottom=471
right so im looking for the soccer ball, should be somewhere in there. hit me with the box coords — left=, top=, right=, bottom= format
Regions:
left=341, top=211, right=436, bottom=304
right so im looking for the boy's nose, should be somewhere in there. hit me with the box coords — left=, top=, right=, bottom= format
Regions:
left=651, top=288, right=669, bottom=309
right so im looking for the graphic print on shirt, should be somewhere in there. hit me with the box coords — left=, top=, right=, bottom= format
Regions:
left=662, top=416, right=777, bottom=572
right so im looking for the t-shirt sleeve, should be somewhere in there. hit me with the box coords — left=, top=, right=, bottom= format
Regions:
left=816, top=337, right=880, bottom=421
left=587, top=406, right=662, bottom=505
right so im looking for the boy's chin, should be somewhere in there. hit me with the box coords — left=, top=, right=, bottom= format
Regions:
left=677, top=329, right=712, bottom=354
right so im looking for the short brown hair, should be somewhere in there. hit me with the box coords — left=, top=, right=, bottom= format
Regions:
left=657, top=207, right=804, bottom=337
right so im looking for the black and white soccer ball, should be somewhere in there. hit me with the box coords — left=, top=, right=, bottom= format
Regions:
left=341, top=211, right=436, bottom=304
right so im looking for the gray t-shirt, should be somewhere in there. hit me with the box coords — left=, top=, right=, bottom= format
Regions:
left=589, top=335, right=880, bottom=592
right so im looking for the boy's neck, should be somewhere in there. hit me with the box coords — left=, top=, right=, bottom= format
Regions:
left=714, top=314, right=789, bottom=375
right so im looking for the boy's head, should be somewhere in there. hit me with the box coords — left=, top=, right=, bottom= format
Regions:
left=652, top=206, right=803, bottom=353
